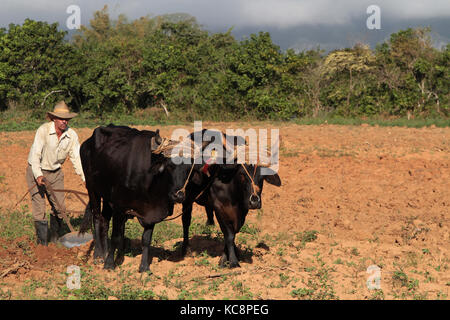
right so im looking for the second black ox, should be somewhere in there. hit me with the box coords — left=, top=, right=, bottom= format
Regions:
left=180, top=129, right=282, bottom=268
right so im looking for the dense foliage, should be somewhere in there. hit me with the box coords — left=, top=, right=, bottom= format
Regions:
left=0, top=7, right=448, bottom=121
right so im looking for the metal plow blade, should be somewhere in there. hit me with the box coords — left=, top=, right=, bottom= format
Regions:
left=58, top=232, right=93, bottom=248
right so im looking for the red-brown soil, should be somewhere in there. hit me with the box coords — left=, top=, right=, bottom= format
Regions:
left=0, top=122, right=449, bottom=300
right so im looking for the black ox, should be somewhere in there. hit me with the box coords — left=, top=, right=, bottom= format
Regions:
left=180, top=129, right=282, bottom=268
left=79, top=125, right=203, bottom=273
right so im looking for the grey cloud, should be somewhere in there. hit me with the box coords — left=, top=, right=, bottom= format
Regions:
left=1, top=1, right=448, bottom=51
left=3, top=0, right=450, bottom=29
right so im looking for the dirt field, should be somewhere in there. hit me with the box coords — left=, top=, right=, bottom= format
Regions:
left=0, top=122, right=449, bottom=300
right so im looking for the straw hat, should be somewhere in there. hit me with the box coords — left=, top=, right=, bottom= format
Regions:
left=47, top=101, right=77, bottom=119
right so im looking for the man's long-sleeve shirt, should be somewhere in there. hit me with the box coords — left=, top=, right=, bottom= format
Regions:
left=27, top=121, right=85, bottom=182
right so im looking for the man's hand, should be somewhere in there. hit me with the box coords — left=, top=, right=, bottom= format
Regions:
left=36, top=176, right=46, bottom=186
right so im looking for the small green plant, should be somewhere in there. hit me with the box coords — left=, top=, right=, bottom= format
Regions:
left=281, top=150, right=299, bottom=158
left=0, top=209, right=35, bottom=241
left=177, top=289, right=196, bottom=300
left=276, top=247, right=285, bottom=256
left=294, top=230, right=319, bottom=249
left=0, top=288, right=12, bottom=300
left=392, top=270, right=409, bottom=288
left=270, top=273, right=292, bottom=288
left=20, top=280, right=43, bottom=299
left=240, top=223, right=260, bottom=236
left=369, top=289, right=385, bottom=300
left=350, top=247, right=360, bottom=256
left=295, top=254, right=337, bottom=300
left=401, top=217, right=429, bottom=244
left=195, top=251, right=211, bottom=267
left=113, top=284, right=156, bottom=300
left=368, top=235, right=379, bottom=243
left=189, top=217, right=217, bottom=239
left=436, top=291, right=448, bottom=300
left=391, top=269, right=423, bottom=299
left=405, top=252, right=419, bottom=268
left=16, top=239, right=33, bottom=257
left=291, top=288, right=315, bottom=299
left=231, top=280, right=253, bottom=300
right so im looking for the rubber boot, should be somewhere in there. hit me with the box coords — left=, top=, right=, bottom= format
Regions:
left=34, top=221, right=48, bottom=246
left=49, top=214, right=63, bottom=243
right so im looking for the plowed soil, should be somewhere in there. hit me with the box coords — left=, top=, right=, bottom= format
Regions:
left=0, top=122, right=449, bottom=300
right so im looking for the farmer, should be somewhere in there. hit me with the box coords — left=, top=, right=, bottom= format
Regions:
left=26, top=101, right=85, bottom=246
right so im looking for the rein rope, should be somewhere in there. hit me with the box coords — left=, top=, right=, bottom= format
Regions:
left=13, top=185, right=88, bottom=211
left=240, top=163, right=259, bottom=199
left=176, top=160, right=195, bottom=196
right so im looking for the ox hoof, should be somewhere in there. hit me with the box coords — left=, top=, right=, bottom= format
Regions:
left=138, top=265, right=151, bottom=274
left=219, top=254, right=240, bottom=268
left=104, top=262, right=116, bottom=270
left=94, top=251, right=108, bottom=261
left=115, top=255, right=124, bottom=266
left=219, top=255, right=229, bottom=268
left=181, top=244, right=192, bottom=257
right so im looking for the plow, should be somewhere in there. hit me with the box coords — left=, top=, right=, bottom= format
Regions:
left=14, top=181, right=93, bottom=248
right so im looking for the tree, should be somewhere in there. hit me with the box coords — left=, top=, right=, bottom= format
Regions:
left=375, top=27, right=442, bottom=118
left=292, top=49, right=326, bottom=117
left=323, top=44, right=376, bottom=115
left=0, top=19, right=80, bottom=114
left=73, top=6, right=150, bottom=114
left=0, top=13, right=447, bottom=121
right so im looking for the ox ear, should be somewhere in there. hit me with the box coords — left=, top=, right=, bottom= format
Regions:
left=150, top=161, right=166, bottom=175
left=150, top=129, right=162, bottom=151
left=263, top=170, right=281, bottom=187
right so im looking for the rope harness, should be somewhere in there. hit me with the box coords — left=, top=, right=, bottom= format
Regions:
left=152, top=136, right=201, bottom=198
left=175, top=160, right=195, bottom=197
left=15, top=131, right=268, bottom=225
left=240, top=163, right=260, bottom=203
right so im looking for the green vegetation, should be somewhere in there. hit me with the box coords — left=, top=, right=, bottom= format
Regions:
left=391, top=269, right=427, bottom=299
left=294, top=230, right=318, bottom=249
left=291, top=254, right=337, bottom=300
left=0, top=207, right=447, bottom=300
left=0, top=208, right=35, bottom=241
left=0, top=6, right=448, bottom=131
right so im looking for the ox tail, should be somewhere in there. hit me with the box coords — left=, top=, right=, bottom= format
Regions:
left=78, top=202, right=92, bottom=235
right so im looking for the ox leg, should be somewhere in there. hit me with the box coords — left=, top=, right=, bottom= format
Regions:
left=114, top=214, right=127, bottom=267
left=181, top=203, right=193, bottom=256
left=215, top=214, right=240, bottom=268
left=104, top=212, right=126, bottom=270
left=89, top=193, right=107, bottom=260
left=139, top=223, right=155, bottom=273
left=223, top=231, right=240, bottom=268
left=94, top=201, right=112, bottom=260
left=205, top=206, right=214, bottom=226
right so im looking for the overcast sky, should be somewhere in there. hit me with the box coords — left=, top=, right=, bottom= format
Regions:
left=1, top=0, right=449, bottom=51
